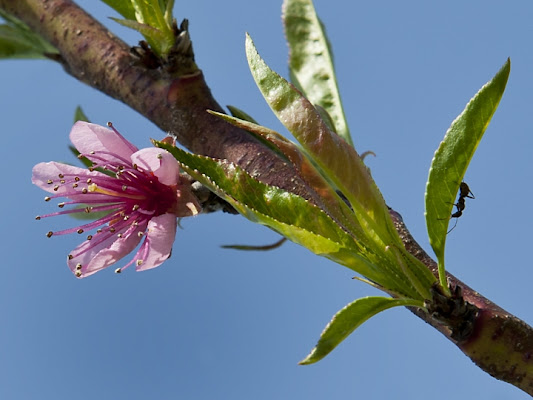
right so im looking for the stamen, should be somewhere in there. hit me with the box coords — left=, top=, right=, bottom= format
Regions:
left=136, top=260, right=143, bottom=266
left=68, top=255, right=73, bottom=260
left=72, top=183, right=78, bottom=188
left=75, top=270, right=82, bottom=277
left=115, top=268, right=122, bottom=274
left=47, top=231, right=53, bottom=238
left=122, top=185, right=128, bottom=191
left=77, top=229, right=84, bottom=234
left=75, top=263, right=82, bottom=270
left=82, top=188, right=88, bottom=194
left=137, top=231, right=144, bottom=237
left=58, top=174, right=64, bottom=179
left=157, top=153, right=163, bottom=159
left=60, top=179, right=66, bottom=184
left=74, top=176, right=80, bottom=182
left=132, top=205, right=140, bottom=211
left=85, top=207, right=92, bottom=213
left=47, top=179, right=53, bottom=184
left=44, top=197, right=51, bottom=201
left=35, top=216, right=41, bottom=220
left=117, top=233, right=123, bottom=238
left=87, top=178, right=92, bottom=184
left=87, top=235, right=93, bottom=240
left=58, top=203, right=65, bottom=208
left=53, top=185, right=59, bottom=191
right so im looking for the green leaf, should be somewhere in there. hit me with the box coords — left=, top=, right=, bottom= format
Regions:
left=73, top=106, right=90, bottom=123
left=100, top=0, right=136, bottom=20
left=0, top=10, right=58, bottom=59
left=106, top=0, right=175, bottom=57
left=157, top=143, right=357, bottom=247
left=207, top=110, right=366, bottom=240
left=226, top=105, right=259, bottom=124
left=156, top=142, right=425, bottom=296
left=300, top=296, right=423, bottom=364
left=245, top=34, right=399, bottom=250
left=283, top=0, right=352, bottom=146
left=425, top=59, right=510, bottom=288
left=110, top=18, right=171, bottom=56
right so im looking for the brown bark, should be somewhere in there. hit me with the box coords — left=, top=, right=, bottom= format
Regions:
left=2, top=0, right=532, bottom=395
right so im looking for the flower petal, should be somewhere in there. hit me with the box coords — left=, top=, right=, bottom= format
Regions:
left=70, top=121, right=138, bottom=163
left=135, top=213, right=177, bottom=271
left=32, top=161, right=107, bottom=194
left=68, top=220, right=147, bottom=278
left=131, top=148, right=180, bottom=186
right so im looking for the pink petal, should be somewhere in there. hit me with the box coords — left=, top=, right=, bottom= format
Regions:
left=70, top=121, right=138, bottom=162
left=31, top=161, right=107, bottom=194
left=131, top=148, right=180, bottom=186
left=68, top=221, right=147, bottom=278
left=135, top=213, right=177, bottom=271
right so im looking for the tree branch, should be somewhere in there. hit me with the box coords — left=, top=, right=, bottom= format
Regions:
left=3, top=0, right=532, bottom=395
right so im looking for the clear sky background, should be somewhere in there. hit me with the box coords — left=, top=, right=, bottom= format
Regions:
left=1, top=1, right=532, bottom=399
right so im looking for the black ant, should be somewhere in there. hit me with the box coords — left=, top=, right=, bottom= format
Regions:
left=442, top=182, right=475, bottom=234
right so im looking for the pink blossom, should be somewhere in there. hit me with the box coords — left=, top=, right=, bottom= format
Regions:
left=32, top=121, right=200, bottom=278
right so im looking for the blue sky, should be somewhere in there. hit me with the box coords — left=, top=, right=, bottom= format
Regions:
left=2, top=1, right=533, bottom=399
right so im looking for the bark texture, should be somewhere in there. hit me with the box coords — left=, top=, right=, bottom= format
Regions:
left=3, top=0, right=532, bottom=395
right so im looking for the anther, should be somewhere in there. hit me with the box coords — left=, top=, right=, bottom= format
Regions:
left=60, top=179, right=66, bottom=184
left=68, top=254, right=73, bottom=260
left=35, top=216, right=41, bottom=220
left=53, top=185, right=59, bottom=191
left=74, top=176, right=80, bottom=182
left=137, top=231, right=144, bottom=237
left=44, top=196, right=51, bottom=202
left=87, top=235, right=93, bottom=240
left=86, top=178, right=92, bottom=184
left=136, top=260, right=143, bottom=266
left=58, top=203, right=65, bottom=208
left=110, top=227, right=116, bottom=233
left=115, top=268, right=122, bottom=274
left=117, top=233, right=123, bottom=238
left=157, top=153, right=163, bottom=159
left=82, top=188, right=88, bottom=194
left=72, top=183, right=78, bottom=188
left=58, top=174, right=64, bottom=179
left=46, top=231, right=53, bottom=238
left=75, top=270, right=82, bottom=278
left=47, top=179, right=53, bottom=184
left=75, top=263, right=82, bottom=270
left=122, top=185, right=128, bottom=191
left=132, top=205, right=140, bottom=211
left=84, top=207, right=92, bottom=213
left=77, top=229, right=84, bottom=234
